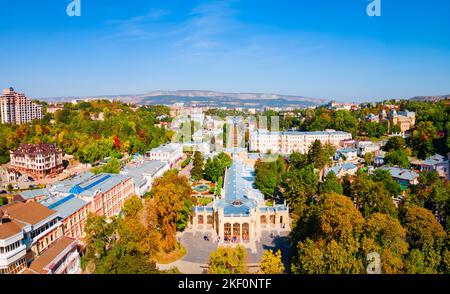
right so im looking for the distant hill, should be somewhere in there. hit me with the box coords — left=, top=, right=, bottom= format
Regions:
left=410, top=94, right=450, bottom=102
left=42, top=90, right=328, bottom=109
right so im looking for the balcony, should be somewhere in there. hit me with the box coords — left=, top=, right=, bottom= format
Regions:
left=0, top=245, right=26, bottom=268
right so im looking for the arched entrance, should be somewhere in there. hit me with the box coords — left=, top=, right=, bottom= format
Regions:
left=207, top=215, right=213, bottom=225
left=198, top=215, right=204, bottom=225
left=233, top=223, right=240, bottom=242
left=260, top=215, right=267, bottom=224
left=242, top=223, right=249, bottom=242
left=270, top=215, right=275, bottom=225
left=224, top=223, right=231, bottom=242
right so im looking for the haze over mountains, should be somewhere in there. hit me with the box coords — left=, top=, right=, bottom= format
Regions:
left=43, top=90, right=329, bottom=108
left=41, top=90, right=450, bottom=108
left=409, top=94, right=450, bottom=102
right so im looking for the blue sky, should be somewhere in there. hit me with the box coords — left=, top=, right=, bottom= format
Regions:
left=0, top=0, right=449, bottom=102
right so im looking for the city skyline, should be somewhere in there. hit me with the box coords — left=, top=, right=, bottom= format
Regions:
left=1, top=0, right=450, bottom=101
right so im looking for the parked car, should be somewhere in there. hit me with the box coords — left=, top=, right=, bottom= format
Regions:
left=0, top=190, right=7, bottom=194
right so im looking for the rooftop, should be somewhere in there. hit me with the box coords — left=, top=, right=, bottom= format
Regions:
left=12, top=144, right=61, bottom=157
left=28, top=236, right=77, bottom=274
left=121, top=160, right=167, bottom=188
left=379, top=166, right=419, bottom=181
left=51, top=172, right=131, bottom=198
left=39, top=194, right=88, bottom=220
left=147, top=143, right=182, bottom=154
left=327, top=163, right=358, bottom=176
left=17, top=188, right=51, bottom=201
left=422, top=154, right=447, bottom=166
left=0, top=202, right=57, bottom=226
left=215, top=159, right=266, bottom=216
left=253, top=129, right=351, bottom=136
left=0, top=219, right=25, bottom=239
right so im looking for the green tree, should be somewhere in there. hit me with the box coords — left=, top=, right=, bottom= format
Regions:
left=371, top=169, right=401, bottom=198
left=288, top=152, right=308, bottom=170
left=259, top=250, right=285, bottom=274
left=209, top=246, right=247, bottom=274
left=384, top=136, right=406, bottom=152
left=191, top=151, right=204, bottom=181
left=362, top=213, right=409, bottom=273
left=282, top=164, right=319, bottom=212
left=308, top=140, right=333, bottom=171
left=384, top=149, right=411, bottom=168
left=122, top=195, right=144, bottom=218
left=402, top=205, right=446, bottom=250
left=291, top=193, right=365, bottom=274
left=321, top=171, right=343, bottom=195
left=152, top=171, right=193, bottom=252
left=364, top=152, right=374, bottom=166
left=350, top=173, right=397, bottom=217
left=410, top=121, right=437, bottom=159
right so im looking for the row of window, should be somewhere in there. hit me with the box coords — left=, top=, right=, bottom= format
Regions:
left=0, top=257, right=26, bottom=274
left=30, top=219, right=57, bottom=239
left=0, top=241, right=22, bottom=254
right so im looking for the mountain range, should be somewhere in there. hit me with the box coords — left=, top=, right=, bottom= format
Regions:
left=43, top=90, right=329, bottom=109
left=409, top=94, right=450, bottom=102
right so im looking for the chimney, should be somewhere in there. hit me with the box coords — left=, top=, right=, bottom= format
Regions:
left=0, top=210, right=11, bottom=225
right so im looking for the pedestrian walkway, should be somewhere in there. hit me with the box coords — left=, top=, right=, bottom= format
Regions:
left=158, top=230, right=291, bottom=274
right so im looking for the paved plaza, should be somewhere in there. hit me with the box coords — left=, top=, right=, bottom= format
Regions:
left=158, top=230, right=291, bottom=273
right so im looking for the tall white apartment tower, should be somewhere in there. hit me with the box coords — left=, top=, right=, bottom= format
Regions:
left=0, top=87, right=43, bottom=124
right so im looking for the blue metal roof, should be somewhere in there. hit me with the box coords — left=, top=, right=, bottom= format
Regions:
left=422, top=154, right=447, bottom=166
left=194, top=156, right=289, bottom=217
left=69, top=174, right=111, bottom=194
left=18, top=188, right=51, bottom=200
left=53, top=172, right=131, bottom=198
left=40, top=194, right=88, bottom=220
left=47, top=194, right=76, bottom=210
left=379, top=166, right=419, bottom=181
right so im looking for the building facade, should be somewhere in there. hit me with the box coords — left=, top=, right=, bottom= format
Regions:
left=0, top=202, right=63, bottom=274
left=10, top=144, right=64, bottom=180
left=26, top=236, right=80, bottom=274
left=121, top=160, right=170, bottom=197
left=0, top=88, right=43, bottom=124
left=145, top=143, right=183, bottom=167
left=249, top=130, right=352, bottom=154
left=189, top=155, right=290, bottom=252
left=50, top=172, right=135, bottom=218
left=389, top=110, right=416, bottom=133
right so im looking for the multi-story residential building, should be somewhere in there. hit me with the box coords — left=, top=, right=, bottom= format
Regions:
left=50, top=172, right=134, bottom=218
left=145, top=143, right=183, bottom=167
left=0, top=87, right=43, bottom=124
left=10, top=144, right=64, bottom=180
left=0, top=202, right=64, bottom=274
left=249, top=130, right=352, bottom=154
